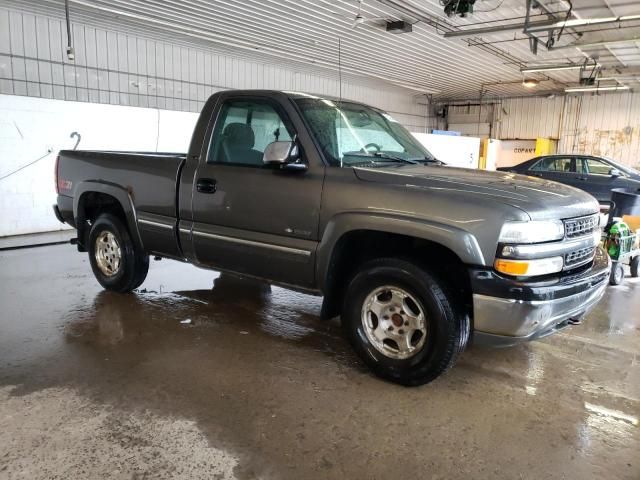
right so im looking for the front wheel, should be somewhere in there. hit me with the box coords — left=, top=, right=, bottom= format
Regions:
left=342, top=258, right=469, bottom=386
left=88, top=213, right=149, bottom=293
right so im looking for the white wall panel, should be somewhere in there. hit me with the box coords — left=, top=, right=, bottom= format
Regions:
left=497, top=97, right=565, bottom=140
left=0, top=6, right=426, bottom=129
left=0, top=94, right=199, bottom=237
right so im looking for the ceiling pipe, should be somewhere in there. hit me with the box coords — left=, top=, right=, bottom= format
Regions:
left=444, top=19, right=558, bottom=38
left=444, top=14, right=640, bottom=38
left=565, top=85, right=629, bottom=92
left=521, top=64, right=588, bottom=73
left=551, top=36, right=640, bottom=50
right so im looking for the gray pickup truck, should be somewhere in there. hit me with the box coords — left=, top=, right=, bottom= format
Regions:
left=54, top=89, right=610, bottom=385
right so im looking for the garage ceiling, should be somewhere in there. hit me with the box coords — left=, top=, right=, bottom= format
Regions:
left=12, top=0, right=640, bottom=100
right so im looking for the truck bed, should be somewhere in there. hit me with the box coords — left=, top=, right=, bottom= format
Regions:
left=56, top=150, right=186, bottom=258
left=58, top=150, right=186, bottom=219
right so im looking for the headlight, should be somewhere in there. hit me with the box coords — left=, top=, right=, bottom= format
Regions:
left=495, top=256, right=564, bottom=277
left=499, top=220, right=564, bottom=244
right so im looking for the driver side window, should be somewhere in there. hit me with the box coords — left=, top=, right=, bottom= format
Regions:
left=531, top=157, right=573, bottom=173
left=581, top=158, right=614, bottom=176
left=208, top=99, right=293, bottom=167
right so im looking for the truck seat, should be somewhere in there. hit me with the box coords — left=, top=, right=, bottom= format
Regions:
left=219, top=123, right=264, bottom=166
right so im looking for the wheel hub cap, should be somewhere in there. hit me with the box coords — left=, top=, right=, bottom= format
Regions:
left=95, top=231, right=122, bottom=276
left=361, top=286, right=427, bottom=360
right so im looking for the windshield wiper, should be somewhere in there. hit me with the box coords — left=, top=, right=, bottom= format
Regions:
left=372, top=152, right=419, bottom=164
left=343, top=152, right=417, bottom=165
left=411, top=156, right=445, bottom=165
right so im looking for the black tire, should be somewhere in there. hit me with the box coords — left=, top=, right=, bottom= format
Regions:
left=88, top=213, right=149, bottom=293
left=609, top=262, right=624, bottom=286
left=342, top=258, right=469, bottom=386
left=631, top=256, right=639, bottom=278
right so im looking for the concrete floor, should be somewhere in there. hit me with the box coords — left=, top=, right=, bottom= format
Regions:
left=1, top=244, right=638, bottom=480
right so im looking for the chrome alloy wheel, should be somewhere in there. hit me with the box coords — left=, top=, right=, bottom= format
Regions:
left=361, top=286, right=427, bottom=360
left=95, top=231, right=122, bottom=277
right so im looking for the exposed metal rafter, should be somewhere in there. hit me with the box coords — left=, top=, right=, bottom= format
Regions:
left=4, top=0, right=638, bottom=101
left=551, top=36, right=640, bottom=51
left=444, top=12, right=640, bottom=39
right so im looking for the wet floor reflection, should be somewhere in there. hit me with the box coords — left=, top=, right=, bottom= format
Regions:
left=0, top=245, right=638, bottom=480
left=59, top=272, right=352, bottom=374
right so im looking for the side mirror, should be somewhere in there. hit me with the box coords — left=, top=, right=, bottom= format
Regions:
left=609, top=168, right=621, bottom=177
left=263, top=141, right=294, bottom=165
left=263, top=141, right=307, bottom=172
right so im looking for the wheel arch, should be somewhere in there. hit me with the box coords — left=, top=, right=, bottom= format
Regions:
left=317, top=214, right=479, bottom=321
left=73, top=181, right=144, bottom=252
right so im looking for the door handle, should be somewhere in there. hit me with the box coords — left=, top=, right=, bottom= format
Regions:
left=196, top=178, right=217, bottom=193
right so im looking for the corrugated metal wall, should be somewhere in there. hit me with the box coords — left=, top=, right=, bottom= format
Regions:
left=557, top=94, right=640, bottom=168
left=497, top=97, right=565, bottom=140
left=445, top=93, right=640, bottom=168
left=0, top=5, right=430, bottom=130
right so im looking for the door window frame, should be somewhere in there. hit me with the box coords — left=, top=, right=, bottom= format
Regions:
left=529, top=156, right=576, bottom=174
left=579, top=157, right=618, bottom=177
left=203, top=96, right=299, bottom=169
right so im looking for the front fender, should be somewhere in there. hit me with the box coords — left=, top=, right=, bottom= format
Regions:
left=315, top=212, right=485, bottom=290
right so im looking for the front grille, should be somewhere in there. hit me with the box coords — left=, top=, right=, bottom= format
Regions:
left=564, top=215, right=599, bottom=239
left=565, top=246, right=596, bottom=268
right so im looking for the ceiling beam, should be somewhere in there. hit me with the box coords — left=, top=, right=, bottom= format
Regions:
left=550, top=37, right=640, bottom=51
left=443, top=19, right=557, bottom=38
left=444, top=14, right=640, bottom=39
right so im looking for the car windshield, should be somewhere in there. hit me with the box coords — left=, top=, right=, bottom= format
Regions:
left=603, top=157, right=639, bottom=176
left=294, top=97, right=438, bottom=167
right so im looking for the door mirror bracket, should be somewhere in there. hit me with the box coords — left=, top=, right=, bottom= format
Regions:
left=609, top=168, right=622, bottom=177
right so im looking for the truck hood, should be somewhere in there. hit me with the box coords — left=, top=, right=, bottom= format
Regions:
left=353, top=165, right=599, bottom=220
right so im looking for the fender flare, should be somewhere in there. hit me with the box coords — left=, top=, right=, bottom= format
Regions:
left=315, top=212, right=485, bottom=291
left=73, top=180, right=144, bottom=250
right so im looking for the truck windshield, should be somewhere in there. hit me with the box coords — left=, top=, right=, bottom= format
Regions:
left=294, top=97, right=437, bottom=167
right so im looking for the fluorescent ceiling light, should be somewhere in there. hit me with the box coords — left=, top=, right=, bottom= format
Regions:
left=521, top=64, right=590, bottom=73
left=564, top=85, right=630, bottom=93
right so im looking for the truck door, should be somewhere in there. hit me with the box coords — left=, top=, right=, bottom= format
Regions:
left=187, top=96, right=323, bottom=288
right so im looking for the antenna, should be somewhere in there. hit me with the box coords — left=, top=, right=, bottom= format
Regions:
left=338, top=37, right=342, bottom=103
left=337, top=36, right=343, bottom=167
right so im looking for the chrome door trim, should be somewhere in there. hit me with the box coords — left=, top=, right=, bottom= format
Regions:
left=138, top=218, right=174, bottom=230
left=192, top=230, right=311, bottom=257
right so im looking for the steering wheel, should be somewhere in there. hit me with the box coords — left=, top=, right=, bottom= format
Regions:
left=361, top=142, right=381, bottom=153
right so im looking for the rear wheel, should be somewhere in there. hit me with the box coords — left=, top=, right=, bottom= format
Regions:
left=341, top=258, right=469, bottom=386
left=609, top=262, right=625, bottom=286
left=631, top=256, right=639, bottom=278
left=88, top=213, right=149, bottom=292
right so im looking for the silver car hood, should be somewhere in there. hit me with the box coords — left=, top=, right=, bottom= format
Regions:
left=353, top=165, right=599, bottom=220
